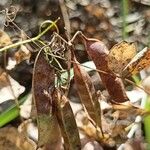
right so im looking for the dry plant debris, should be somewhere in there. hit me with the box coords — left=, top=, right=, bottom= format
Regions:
left=0, top=1, right=150, bottom=150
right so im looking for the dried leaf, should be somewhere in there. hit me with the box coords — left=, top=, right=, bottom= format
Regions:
left=54, top=89, right=81, bottom=150
left=112, top=103, right=148, bottom=117
left=15, top=45, right=31, bottom=64
left=123, top=47, right=150, bottom=77
left=108, top=41, right=136, bottom=75
left=0, top=127, right=36, bottom=150
left=32, top=50, right=61, bottom=148
left=81, top=35, right=128, bottom=103
left=73, top=57, right=102, bottom=133
left=107, top=42, right=150, bottom=78
left=0, top=29, right=12, bottom=47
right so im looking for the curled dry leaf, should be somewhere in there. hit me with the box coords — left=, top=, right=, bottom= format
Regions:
left=107, top=41, right=150, bottom=78
left=73, top=56, right=103, bottom=134
left=54, top=89, right=81, bottom=150
left=81, top=34, right=128, bottom=103
left=32, top=50, right=61, bottom=149
left=108, top=41, right=136, bottom=75
left=123, top=47, right=150, bottom=77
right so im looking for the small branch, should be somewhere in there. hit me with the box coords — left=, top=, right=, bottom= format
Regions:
left=59, top=0, right=71, bottom=39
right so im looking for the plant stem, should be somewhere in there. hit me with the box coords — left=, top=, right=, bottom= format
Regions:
left=0, top=18, right=59, bottom=52
left=144, top=96, right=150, bottom=147
left=121, top=0, right=129, bottom=40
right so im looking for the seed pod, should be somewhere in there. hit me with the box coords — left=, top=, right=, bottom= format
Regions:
left=81, top=35, right=128, bottom=103
left=32, top=50, right=61, bottom=148
left=73, top=56, right=102, bottom=134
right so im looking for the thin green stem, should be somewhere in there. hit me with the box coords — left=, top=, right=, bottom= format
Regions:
left=0, top=18, right=59, bottom=52
left=121, top=0, right=129, bottom=40
left=144, top=96, right=150, bottom=147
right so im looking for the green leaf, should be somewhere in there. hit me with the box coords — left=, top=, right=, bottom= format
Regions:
left=0, top=94, right=29, bottom=128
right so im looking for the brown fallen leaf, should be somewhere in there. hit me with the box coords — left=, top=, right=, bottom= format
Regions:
left=108, top=41, right=137, bottom=75
left=73, top=56, right=103, bottom=134
left=106, top=41, right=150, bottom=78
left=0, top=29, right=12, bottom=47
left=0, top=127, right=36, bottom=150
left=32, top=49, right=61, bottom=149
left=54, top=89, right=81, bottom=150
